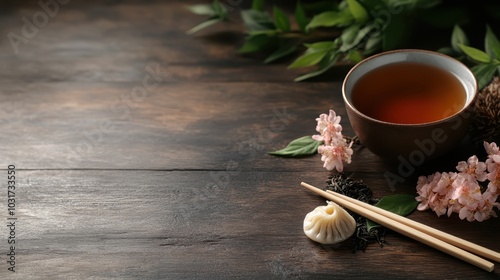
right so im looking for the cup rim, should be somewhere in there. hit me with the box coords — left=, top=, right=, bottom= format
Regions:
left=342, top=49, right=478, bottom=127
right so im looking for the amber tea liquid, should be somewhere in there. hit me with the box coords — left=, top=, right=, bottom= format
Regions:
left=351, top=62, right=466, bottom=124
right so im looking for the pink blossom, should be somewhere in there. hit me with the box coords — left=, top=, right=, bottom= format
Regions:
left=317, top=138, right=353, bottom=172
left=484, top=141, right=500, bottom=156
left=313, top=110, right=342, bottom=145
left=485, top=153, right=500, bottom=193
left=416, top=141, right=500, bottom=222
left=456, top=155, right=487, bottom=182
left=313, top=109, right=353, bottom=172
left=450, top=174, right=482, bottom=208
left=415, top=172, right=455, bottom=216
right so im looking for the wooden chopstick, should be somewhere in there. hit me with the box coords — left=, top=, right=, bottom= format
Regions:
left=300, top=182, right=495, bottom=272
left=326, top=189, right=500, bottom=263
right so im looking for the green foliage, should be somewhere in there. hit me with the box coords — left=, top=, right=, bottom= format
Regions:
left=347, top=0, right=368, bottom=22
left=186, top=0, right=228, bottom=35
left=273, top=6, right=290, bottom=32
left=445, top=25, right=500, bottom=89
left=485, top=25, right=500, bottom=60
left=268, top=136, right=322, bottom=157
left=306, top=10, right=354, bottom=31
left=187, top=0, right=500, bottom=83
left=241, top=10, right=275, bottom=31
left=451, top=25, right=469, bottom=53
left=295, top=1, right=309, bottom=33
left=366, top=194, right=418, bottom=231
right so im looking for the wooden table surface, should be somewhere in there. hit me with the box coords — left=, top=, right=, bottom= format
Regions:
left=1, top=1, right=499, bottom=279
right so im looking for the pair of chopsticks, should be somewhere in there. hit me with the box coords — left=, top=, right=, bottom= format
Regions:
left=300, top=182, right=500, bottom=272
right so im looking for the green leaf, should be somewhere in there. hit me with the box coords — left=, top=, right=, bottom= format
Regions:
left=347, top=50, right=363, bottom=63
left=268, top=136, right=321, bottom=157
left=347, top=0, right=368, bottom=22
left=264, top=41, right=299, bottom=63
left=248, top=29, right=279, bottom=36
left=306, top=11, right=354, bottom=31
left=366, top=194, right=418, bottom=231
left=273, top=6, right=291, bottom=32
left=294, top=51, right=340, bottom=81
left=241, top=10, right=275, bottom=31
left=186, top=17, right=221, bottom=35
left=471, top=63, right=498, bottom=90
left=295, top=1, right=309, bottom=33
left=237, top=34, right=275, bottom=54
left=451, top=25, right=469, bottom=53
left=212, top=0, right=228, bottom=20
left=459, top=44, right=492, bottom=64
left=187, top=4, right=217, bottom=16
left=304, top=41, right=337, bottom=51
left=485, top=25, right=500, bottom=60
left=252, top=0, right=265, bottom=11
left=288, top=50, right=329, bottom=69
left=340, top=24, right=360, bottom=46
left=340, top=24, right=374, bottom=52
left=363, top=34, right=382, bottom=55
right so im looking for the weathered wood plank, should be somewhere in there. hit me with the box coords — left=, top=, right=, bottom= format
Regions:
left=1, top=0, right=329, bottom=83
left=1, top=170, right=498, bottom=279
left=0, top=82, right=341, bottom=169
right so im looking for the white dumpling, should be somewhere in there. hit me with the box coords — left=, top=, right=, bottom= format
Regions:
left=303, top=201, right=356, bottom=244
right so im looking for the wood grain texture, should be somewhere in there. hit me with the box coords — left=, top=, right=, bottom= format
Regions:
left=0, top=0, right=499, bottom=279
left=7, top=170, right=500, bottom=279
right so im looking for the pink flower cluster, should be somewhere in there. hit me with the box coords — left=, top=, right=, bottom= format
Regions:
left=416, top=142, right=500, bottom=222
left=313, top=110, right=353, bottom=172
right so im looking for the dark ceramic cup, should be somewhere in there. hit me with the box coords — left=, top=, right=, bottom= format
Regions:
left=342, top=49, right=477, bottom=162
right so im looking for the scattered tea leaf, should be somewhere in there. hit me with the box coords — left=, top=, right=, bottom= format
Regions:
left=459, top=44, right=492, bottom=64
left=366, top=194, right=418, bottom=231
left=268, top=136, right=321, bottom=157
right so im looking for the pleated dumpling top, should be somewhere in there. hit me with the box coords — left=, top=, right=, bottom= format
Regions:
left=303, top=201, right=356, bottom=244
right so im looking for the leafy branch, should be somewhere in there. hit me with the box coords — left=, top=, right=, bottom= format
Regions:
left=440, top=25, right=500, bottom=90
left=187, top=0, right=444, bottom=81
